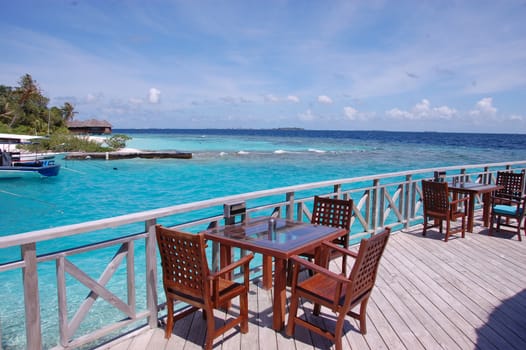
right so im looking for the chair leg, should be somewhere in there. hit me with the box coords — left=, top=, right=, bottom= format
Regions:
left=313, top=303, right=321, bottom=316
left=204, top=308, right=215, bottom=350
left=489, top=212, right=495, bottom=236
left=286, top=293, right=300, bottom=337
left=423, top=215, right=428, bottom=236
left=358, top=297, right=370, bottom=334
left=444, top=219, right=450, bottom=242
left=341, top=236, right=349, bottom=275
left=334, top=312, right=346, bottom=350
left=164, top=298, right=173, bottom=339
left=240, top=292, right=249, bottom=333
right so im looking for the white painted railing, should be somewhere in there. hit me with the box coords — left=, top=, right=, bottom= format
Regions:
left=1, top=161, right=525, bottom=349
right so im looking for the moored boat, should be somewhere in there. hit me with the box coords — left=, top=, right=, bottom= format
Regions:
left=0, top=157, right=60, bottom=178
left=0, top=133, right=61, bottom=178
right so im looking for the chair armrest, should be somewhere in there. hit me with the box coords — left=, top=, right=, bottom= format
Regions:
left=209, top=253, right=254, bottom=280
left=321, top=240, right=359, bottom=259
left=491, top=195, right=524, bottom=207
left=450, top=196, right=469, bottom=206
left=289, top=255, right=349, bottom=284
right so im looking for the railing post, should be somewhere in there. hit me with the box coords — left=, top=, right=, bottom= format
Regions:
left=379, top=185, right=385, bottom=228
left=404, top=175, right=412, bottom=229
left=411, top=181, right=418, bottom=221
left=483, top=166, right=489, bottom=184
left=22, top=243, right=42, bottom=350
left=333, top=184, right=341, bottom=198
left=145, top=219, right=158, bottom=329
left=286, top=192, right=295, bottom=220
left=372, top=179, right=379, bottom=231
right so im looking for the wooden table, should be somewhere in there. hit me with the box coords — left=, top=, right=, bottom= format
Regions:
left=448, top=182, right=503, bottom=232
left=202, top=217, right=347, bottom=331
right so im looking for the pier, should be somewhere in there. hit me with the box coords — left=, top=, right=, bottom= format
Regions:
left=100, top=219, right=526, bottom=350
left=64, top=151, right=192, bottom=160
left=1, top=160, right=525, bottom=349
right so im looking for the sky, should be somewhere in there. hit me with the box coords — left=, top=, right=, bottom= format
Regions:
left=1, top=0, right=526, bottom=133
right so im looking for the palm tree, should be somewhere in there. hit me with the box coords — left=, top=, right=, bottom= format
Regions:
left=62, top=102, right=77, bottom=122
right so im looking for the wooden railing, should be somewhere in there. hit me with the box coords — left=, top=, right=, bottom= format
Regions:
left=1, top=161, right=525, bottom=349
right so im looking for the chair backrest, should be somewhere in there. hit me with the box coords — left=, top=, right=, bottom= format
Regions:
left=223, top=201, right=247, bottom=225
left=156, top=225, right=210, bottom=301
left=421, top=179, right=450, bottom=213
left=495, top=170, right=525, bottom=198
left=311, top=196, right=353, bottom=230
left=348, top=228, right=390, bottom=298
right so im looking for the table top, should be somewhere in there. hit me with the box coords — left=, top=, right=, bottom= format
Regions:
left=202, top=217, right=347, bottom=259
left=447, top=182, right=503, bottom=193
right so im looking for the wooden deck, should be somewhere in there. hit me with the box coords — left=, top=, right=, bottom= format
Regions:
left=98, top=214, right=526, bottom=350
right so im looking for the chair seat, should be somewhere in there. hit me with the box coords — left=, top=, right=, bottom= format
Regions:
left=286, top=228, right=390, bottom=350
left=216, top=278, right=246, bottom=301
left=493, top=204, right=522, bottom=216
left=297, top=273, right=348, bottom=306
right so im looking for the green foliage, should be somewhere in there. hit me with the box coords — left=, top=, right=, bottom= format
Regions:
left=105, top=134, right=132, bottom=149
left=1, top=74, right=132, bottom=153
left=0, top=74, right=72, bottom=135
left=38, top=131, right=112, bottom=152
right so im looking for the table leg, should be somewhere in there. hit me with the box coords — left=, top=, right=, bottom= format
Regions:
left=219, top=244, right=233, bottom=309
left=467, top=193, right=475, bottom=232
left=482, top=193, right=492, bottom=227
left=220, top=244, right=232, bottom=276
left=272, top=257, right=287, bottom=331
left=262, top=255, right=273, bottom=290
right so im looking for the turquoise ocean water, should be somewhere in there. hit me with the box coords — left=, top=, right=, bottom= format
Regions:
left=1, top=129, right=526, bottom=348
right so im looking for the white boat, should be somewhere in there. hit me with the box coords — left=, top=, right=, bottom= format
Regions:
left=0, top=133, right=61, bottom=178
left=18, top=152, right=59, bottom=162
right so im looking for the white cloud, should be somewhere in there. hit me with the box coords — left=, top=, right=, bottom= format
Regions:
left=149, top=88, right=161, bottom=104
left=129, top=98, right=143, bottom=105
left=264, top=94, right=279, bottom=103
left=287, top=95, right=300, bottom=103
left=343, top=106, right=358, bottom=120
left=86, top=93, right=97, bottom=103
left=318, top=95, right=333, bottom=104
left=469, top=97, right=497, bottom=116
left=386, top=99, right=457, bottom=120
left=298, top=109, right=315, bottom=121
left=264, top=94, right=300, bottom=103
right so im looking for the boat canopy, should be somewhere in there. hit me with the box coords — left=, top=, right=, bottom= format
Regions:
left=0, top=133, right=46, bottom=144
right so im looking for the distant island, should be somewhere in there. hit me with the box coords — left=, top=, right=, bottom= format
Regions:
left=274, top=127, right=304, bottom=131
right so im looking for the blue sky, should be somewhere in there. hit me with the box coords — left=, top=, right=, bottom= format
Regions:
left=1, top=1, right=525, bottom=133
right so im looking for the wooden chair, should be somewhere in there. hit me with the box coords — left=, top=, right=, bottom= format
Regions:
left=299, top=196, right=353, bottom=274
left=156, top=225, right=254, bottom=350
left=421, top=179, right=468, bottom=242
left=286, top=228, right=390, bottom=350
left=489, top=170, right=526, bottom=241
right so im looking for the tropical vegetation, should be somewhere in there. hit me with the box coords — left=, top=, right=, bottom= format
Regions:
left=0, top=74, right=129, bottom=151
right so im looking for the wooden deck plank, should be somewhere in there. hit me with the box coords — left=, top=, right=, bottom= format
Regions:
left=382, top=235, right=483, bottom=350
left=100, top=216, right=526, bottom=350
left=398, top=228, right=524, bottom=350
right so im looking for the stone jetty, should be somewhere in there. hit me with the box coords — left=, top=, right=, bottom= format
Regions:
left=65, top=151, right=192, bottom=160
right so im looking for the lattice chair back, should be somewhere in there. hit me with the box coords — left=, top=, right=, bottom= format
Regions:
left=422, top=180, right=450, bottom=213
left=347, top=229, right=390, bottom=301
left=311, top=195, right=353, bottom=230
left=156, top=227, right=210, bottom=304
left=495, top=170, right=525, bottom=198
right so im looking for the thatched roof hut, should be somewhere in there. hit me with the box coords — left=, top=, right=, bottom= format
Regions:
left=67, top=119, right=112, bottom=135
